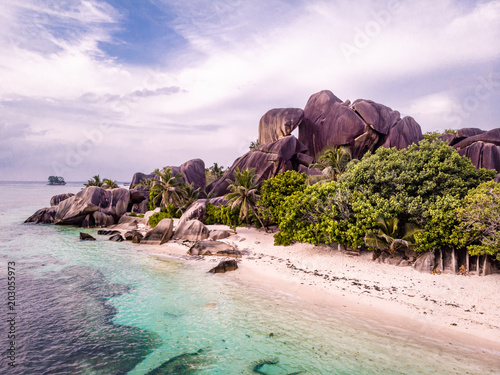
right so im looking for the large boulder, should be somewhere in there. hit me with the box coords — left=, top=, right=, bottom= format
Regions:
left=141, top=218, right=174, bottom=245
left=130, top=172, right=155, bottom=188
left=458, top=141, right=500, bottom=172
left=298, top=90, right=422, bottom=160
left=258, top=108, right=304, bottom=145
left=299, top=90, right=366, bottom=159
left=81, top=211, right=115, bottom=228
left=207, top=135, right=308, bottom=197
left=380, top=116, right=423, bottom=150
left=351, top=99, right=401, bottom=135
left=178, top=197, right=229, bottom=226
left=54, top=187, right=102, bottom=225
left=209, top=260, right=238, bottom=273
left=453, top=128, right=500, bottom=150
left=173, top=219, right=210, bottom=241
left=25, top=206, right=58, bottom=224
left=54, top=187, right=130, bottom=226
left=50, top=193, right=75, bottom=206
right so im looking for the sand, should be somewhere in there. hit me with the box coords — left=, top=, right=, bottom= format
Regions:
left=144, top=223, right=500, bottom=354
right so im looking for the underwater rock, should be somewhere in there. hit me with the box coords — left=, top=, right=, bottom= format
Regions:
left=79, top=232, right=96, bottom=241
left=145, top=348, right=206, bottom=375
left=208, top=260, right=238, bottom=273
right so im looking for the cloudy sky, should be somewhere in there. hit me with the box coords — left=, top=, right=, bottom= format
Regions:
left=1, top=0, right=499, bottom=182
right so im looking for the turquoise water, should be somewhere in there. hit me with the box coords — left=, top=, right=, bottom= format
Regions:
left=0, top=182, right=499, bottom=374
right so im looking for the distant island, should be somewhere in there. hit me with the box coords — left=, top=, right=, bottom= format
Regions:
left=48, top=176, right=66, bottom=185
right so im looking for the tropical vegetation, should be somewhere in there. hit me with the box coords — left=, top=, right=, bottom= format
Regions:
left=48, top=176, right=66, bottom=185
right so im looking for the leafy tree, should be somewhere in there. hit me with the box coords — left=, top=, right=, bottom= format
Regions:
left=274, top=181, right=352, bottom=246
left=340, top=140, right=495, bottom=225
left=364, top=217, right=421, bottom=256
left=48, top=176, right=65, bottom=185
left=149, top=168, right=187, bottom=211
left=84, top=175, right=103, bottom=187
left=205, top=203, right=244, bottom=230
left=224, top=167, right=266, bottom=229
left=102, top=178, right=118, bottom=189
left=180, top=183, right=201, bottom=212
left=455, top=181, right=500, bottom=260
left=308, top=146, right=352, bottom=183
left=258, top=170, right=307, bottom=224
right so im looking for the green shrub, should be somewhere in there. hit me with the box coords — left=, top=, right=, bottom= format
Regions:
left=258, top=170, right=307, bottom=224
left=148, top=211, right=178, bottom=228
left=205, top=204, right=244, bottom=228
left=129, top=212, right=144, bottom=218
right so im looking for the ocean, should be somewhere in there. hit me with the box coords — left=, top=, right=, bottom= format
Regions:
left=0, top=182, right=498, bottom=374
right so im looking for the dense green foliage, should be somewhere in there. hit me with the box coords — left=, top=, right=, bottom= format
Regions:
left=48, top=176, right=65, bottom=185
left=258, top=170, right=307, bottom=223
left=258, top=140, right=496, bottom=254
left=148, top=210, right=180, bottom=228
left=205, top=204, right=244, bottom=228
left=455, top=181, right=500, bottom=260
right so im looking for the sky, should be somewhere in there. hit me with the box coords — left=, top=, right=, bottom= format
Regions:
left=0, top=0, right=499, bottom=182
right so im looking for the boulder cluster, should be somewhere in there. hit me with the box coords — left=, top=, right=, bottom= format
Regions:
left=25, top=89, right=500, bottom=274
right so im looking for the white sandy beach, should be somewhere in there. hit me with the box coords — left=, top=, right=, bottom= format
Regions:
left=144, top=223, right=500, bottom=355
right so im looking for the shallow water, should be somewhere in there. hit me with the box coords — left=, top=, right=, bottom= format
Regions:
left=0, top=182, right=499, bottom=374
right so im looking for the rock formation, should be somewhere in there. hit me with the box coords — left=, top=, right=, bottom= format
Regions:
left=298, top=90, right=423, bottom=160
left=173, top=219, right=209, bottom=241
left=188, top=240, right=236, bottom=256
left=450, top=128, right=500, bottom=172
left=207, top=135, right=310, bottom=197
left=50, top=193, right=75, bottom=206
left=208, top=260, right=238, bottom=273
left=79, top=232, right=96, bottom=241
left=141, top=218, right=174, bottom=245
left=54, top=187, right=130, bottom=226
left=130, top=158, right=206, bottom=190
left=258, top=108, right=304, bottom=145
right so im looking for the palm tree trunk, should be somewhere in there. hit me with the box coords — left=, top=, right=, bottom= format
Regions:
left=250, top=204, right=268, bottom=233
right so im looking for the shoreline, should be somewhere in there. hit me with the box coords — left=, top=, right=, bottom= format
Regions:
left=144, top=224, right=500, bottom=356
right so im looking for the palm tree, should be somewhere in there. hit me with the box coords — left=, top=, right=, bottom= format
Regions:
left=364, top=217, right=421, bottom=256
left=224, top=168, right=267, bottom=231
left=84, top=175, right=103, bottom=187
left=149, top=168, right=187, bottom=210
left=180, top=183, right=201, bottom=212
left=308, top=146, right=352, bottom=184
left=102, top=178, right=118, bottom=189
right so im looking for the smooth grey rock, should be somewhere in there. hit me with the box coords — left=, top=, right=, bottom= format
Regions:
left=25, top=206, right=58, bottom=224
left=209, top=230, right=231, bottom=240
left=54, top=187, right=130, bottom=226
left=97, top=230, right=120, bottom=236
left=352, top=99, right=400, bottom=135
left=454, top=128, right=500, bottom=150
left=81, top=211, right=115, bottom=228
left=50, top=193, right=75, bottom=206
left=173, top=219, right=209, bottom=241
left=79, top=232, right=96, bottom=241
left=380, top=116, right=423, bottom=150
left=258, top=108, right=304, bottom=145
left=208, top=260, right=238, bottom=273
left=413, top=251, right=436, bottom=273
left=109, top=234, right=125, bottom=242
left=124, top=230, right=144, bottom=242
left=188, top=240, right=235, bottom=256
left=141, top=218, right=174, bottom=245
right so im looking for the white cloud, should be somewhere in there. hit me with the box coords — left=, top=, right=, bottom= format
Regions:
left=0, top=0, right=499, bottom=180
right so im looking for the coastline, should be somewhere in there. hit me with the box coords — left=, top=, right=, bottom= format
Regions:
left=145, top=224, right=500, bottom=356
